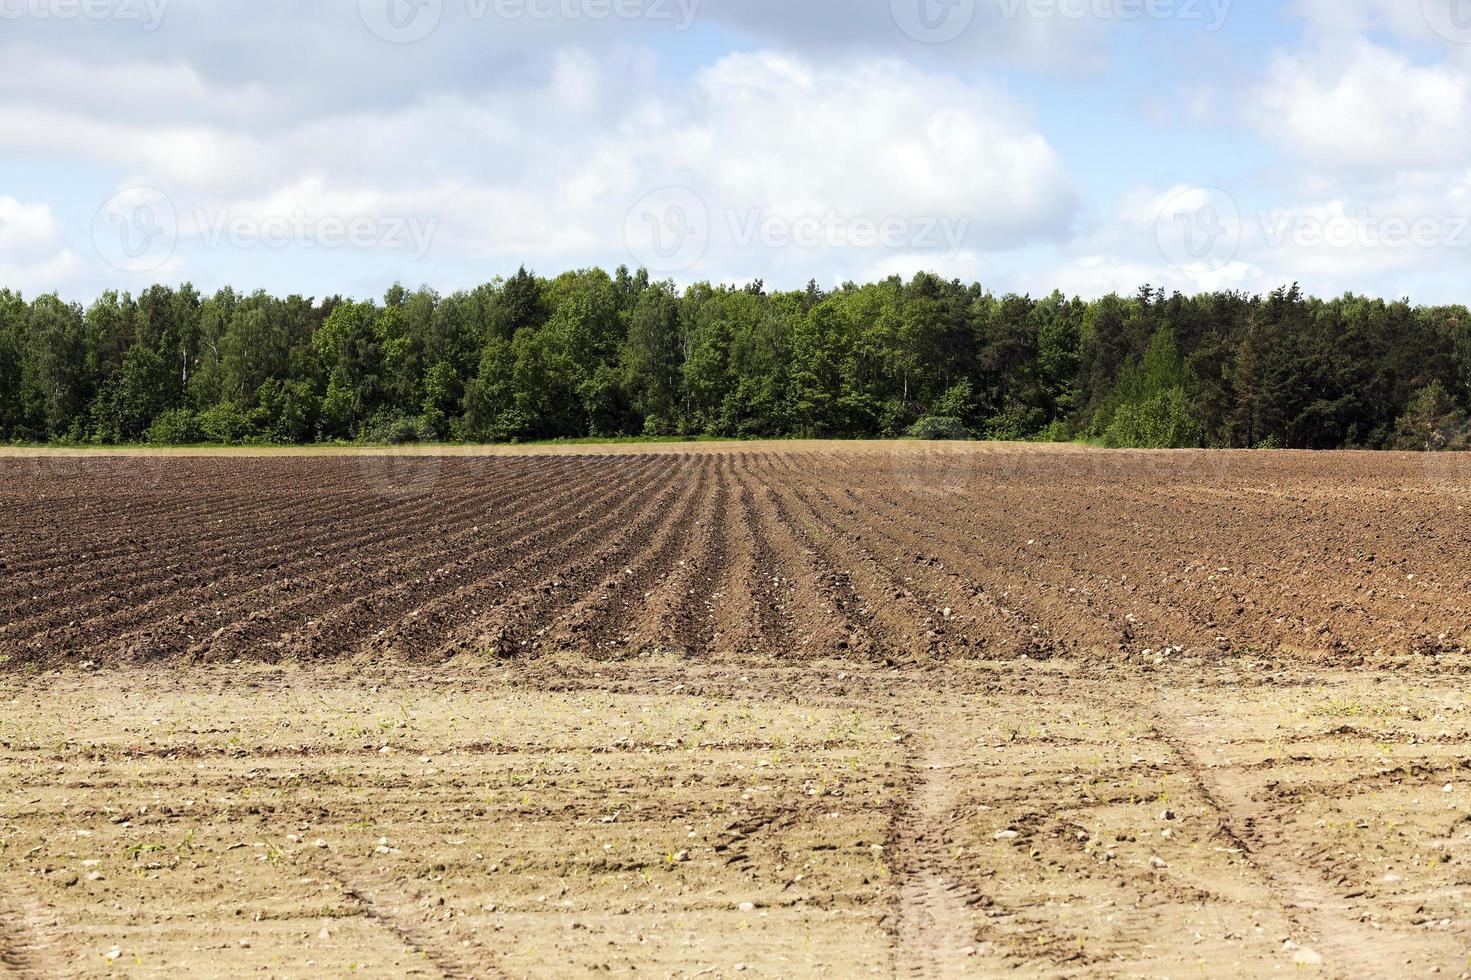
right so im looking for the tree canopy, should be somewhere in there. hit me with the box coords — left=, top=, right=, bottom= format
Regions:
left=1, top=271, right=1466, bottom=451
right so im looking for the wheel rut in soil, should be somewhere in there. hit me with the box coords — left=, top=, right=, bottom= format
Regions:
left=1154, top=698, right=1463, bottom=980
left=0, top=886, right=68, bottom=980
left=889, top=719, right=995, bottom=978
left=323, top=856, right=507, bottom=980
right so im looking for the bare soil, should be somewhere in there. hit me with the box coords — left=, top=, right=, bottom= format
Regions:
left=2, top=443, right=1470, bottom=977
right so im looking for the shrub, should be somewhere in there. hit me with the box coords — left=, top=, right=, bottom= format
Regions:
left=1101, top=388, right=1193, bottom=448
left=1037, top=419, right=1076, bottom=443
left=907, top=416, right=972, bottom=440
left=1393, top=380, right=1471, bottom=451
left=255, top=379, right=319, bottom=444
left=197, top=402, right=257, bottom=445
left=358, top=411, right=439, bottom=446
left=145, top=408, right=202, bottom=445
left=986, top=401, right=1045, bottom=441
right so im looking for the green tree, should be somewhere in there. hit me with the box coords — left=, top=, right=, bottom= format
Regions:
left=1394, top=381, right=1470, bottom=451
left=0, top=290, right=26, bottom=439
left=21, top=295, right=88, bottom=439
left=622, top=284, right=684, bottom=435
left=313, top=301, right=381, bottom=439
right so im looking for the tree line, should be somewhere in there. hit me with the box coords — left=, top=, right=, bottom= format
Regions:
left=2, top=269, right=1468, bottom=451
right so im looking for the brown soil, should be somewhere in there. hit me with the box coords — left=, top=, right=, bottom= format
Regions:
left=4, top=443, right=1470, bottom=669
left=3, top=442, right=1471, bottom=977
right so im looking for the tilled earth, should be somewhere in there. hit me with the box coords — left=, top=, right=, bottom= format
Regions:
left=3, top=443, right=1471, bottom=669
left=2, top=443, right=1471, bottom=978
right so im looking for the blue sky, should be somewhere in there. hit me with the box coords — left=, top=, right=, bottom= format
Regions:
left=4, top=0, right=1471, bottom=303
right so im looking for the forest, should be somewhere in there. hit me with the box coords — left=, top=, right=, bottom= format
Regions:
left=1, top=268, right=1468, bottom=451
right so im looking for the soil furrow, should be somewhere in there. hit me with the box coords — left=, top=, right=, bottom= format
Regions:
left=3, top=459, right=569, bottom=651
left=702, top=455, right=780, bottom=656
left=740, top=468, right=879, bottom=660
left=40, top=460, right=604, bottom=662
left=425, top=457, right=694, bottom=657
left=550, top=453, right=714, bottom=653
left=228, top=455, right=656, bottom=661
left=372, top=456, right=681, bottom=659
left=618, top=457, right=727, bottom=656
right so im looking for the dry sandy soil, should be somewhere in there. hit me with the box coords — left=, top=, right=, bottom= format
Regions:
left=2, top=442, right=1470, bottom=978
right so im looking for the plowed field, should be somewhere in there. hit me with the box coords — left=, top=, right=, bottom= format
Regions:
left=4, top=443, right=1471, bottom=668
left=3, top=443, right=1470, bottom=978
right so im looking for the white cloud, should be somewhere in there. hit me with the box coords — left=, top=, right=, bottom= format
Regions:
left=0, top=45, right=273, bottom=124
left=858, top=250, right=989, bottom=286
left=698, top=0, right=1111, bottom=73
left=682, top=54, right=1076, bottom=246
left=1253, top=41, right=1471, bottom=170
left=1041, top=255, right=1257, bottom=297
left=1032, top=171, right=1471, bottom=302
left=0, top=198, right=87, bottom=299
left=0, top=47, right=1077, bottom=291
left=0, top=250, right=88, bottom=296
left=17, top=0, right=1471, bottom=302
left=0, top=198, right=64, bottom=257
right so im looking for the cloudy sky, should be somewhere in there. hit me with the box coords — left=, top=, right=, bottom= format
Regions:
left=4, top=0, right=1471, bottom=302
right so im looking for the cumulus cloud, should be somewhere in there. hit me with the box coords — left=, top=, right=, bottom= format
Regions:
left=696, top=0, right=1110, bottom=73
left=1027, top=170, right=1471, bottom=303
left=1253, top=41, right=1471, bottom=170
left=0, top=198, right=86, bottom=294
left=0, top=250, right=89, bottom=296
left=0, top=41, right=1078, bottom=291
left=0, top=198, right=64, bottom=257
left=6, top=0, right=1471, bottom=300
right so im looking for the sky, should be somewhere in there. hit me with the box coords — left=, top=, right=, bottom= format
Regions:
left=4, top=0, right=1471, bottom=303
